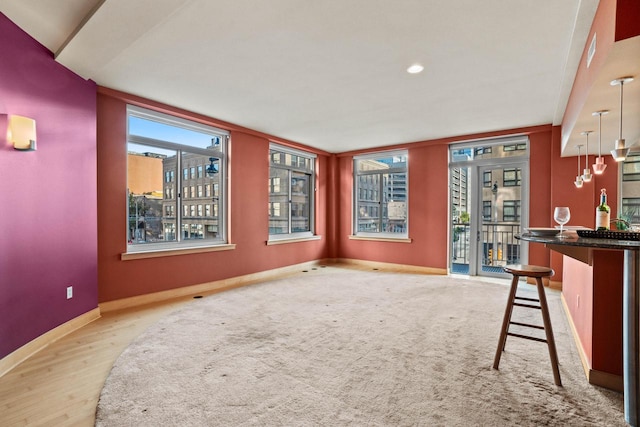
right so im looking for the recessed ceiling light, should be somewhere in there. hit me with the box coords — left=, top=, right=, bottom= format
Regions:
left=407, top=64, right=424, bottom=74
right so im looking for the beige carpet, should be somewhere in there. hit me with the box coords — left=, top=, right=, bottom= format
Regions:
left=95, top=266, right=624, bottom=426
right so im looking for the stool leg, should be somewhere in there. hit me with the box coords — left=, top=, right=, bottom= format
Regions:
left=536, top=277, right=562, bottom=386
left=493, top=274, right=519, bottom=369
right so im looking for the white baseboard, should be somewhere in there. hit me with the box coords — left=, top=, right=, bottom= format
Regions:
left=99, top=259, right=334, bottom=312
left=337, top=258, right=447, bottom=275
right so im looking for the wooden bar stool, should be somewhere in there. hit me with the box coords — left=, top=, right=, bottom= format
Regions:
left=493, top=264, right=562, bottom=386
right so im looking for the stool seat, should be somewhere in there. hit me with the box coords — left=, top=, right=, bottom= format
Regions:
left=493, top=264, right=562, bottom=386
left=503, top=264, right=553, bottom=277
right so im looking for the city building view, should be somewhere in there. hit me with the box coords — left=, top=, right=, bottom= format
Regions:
left=450, top=142, right=527, bottom=274
left=268, top=147, right=314, bottom=236
left=355, top=153, right=408, bottom=234
left=127, top=148, right=222, bottom=246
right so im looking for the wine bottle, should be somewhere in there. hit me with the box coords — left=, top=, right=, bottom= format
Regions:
left=595, top=188, right=610, bottom=231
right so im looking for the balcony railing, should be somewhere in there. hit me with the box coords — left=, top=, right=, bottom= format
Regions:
left=452, top=222, right=521, bottom=269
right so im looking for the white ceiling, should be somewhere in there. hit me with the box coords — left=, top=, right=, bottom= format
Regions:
left=1, top=0, right=602, bottom=154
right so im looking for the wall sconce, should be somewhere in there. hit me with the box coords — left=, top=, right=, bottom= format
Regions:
left=581, top=131, right=593, bottom=182
left=574, top=144, right=583, bottom=188
left=610, top=76, right=634, bottom=162
left=8, top=115, right=37, bottom=151
left=592, top=110, right=608, bottom=174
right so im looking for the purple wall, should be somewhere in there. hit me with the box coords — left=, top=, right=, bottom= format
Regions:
left=0, top=14, right=98, bottom=358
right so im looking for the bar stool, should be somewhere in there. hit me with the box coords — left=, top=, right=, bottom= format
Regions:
left=493, top=264, right=562, bottom=386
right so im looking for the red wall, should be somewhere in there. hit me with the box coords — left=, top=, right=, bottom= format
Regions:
left=592, top=250, right=623, bottom=375
left=562, top=250, right=624, bottom=376
left=97, top=90, right=331, bottom=302
left=563, top=256, right=595, bottom=362
left=0, top=14, right=98, bottom=359
left=336, top=142, right=449, bottom=269
left=335, top=126, right=556, bottom=272
left=528, top=128, right=554, bottom=273
left=615, top=0, right=640, bottom=41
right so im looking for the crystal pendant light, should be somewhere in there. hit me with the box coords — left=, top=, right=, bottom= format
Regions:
left=575, top=145, right=584, bottom=188
left=581, top=131, right=593, bottom=182
left=592, top=110, right=609, bottom=174
left=610, top=76, right=634, bottom=162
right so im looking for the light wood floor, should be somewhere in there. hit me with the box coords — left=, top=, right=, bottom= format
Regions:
left=0, top=297, right=195, bottom=427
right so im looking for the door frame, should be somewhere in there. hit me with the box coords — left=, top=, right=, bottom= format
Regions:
left=449, top=137, right=530, bottom=278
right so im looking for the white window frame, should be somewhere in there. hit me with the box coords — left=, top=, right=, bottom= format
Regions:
left=126, top=105, right=230, bottom=254
left=353, top=149, right=409, bottom=239
left=268, top=143, right=317, bottom=242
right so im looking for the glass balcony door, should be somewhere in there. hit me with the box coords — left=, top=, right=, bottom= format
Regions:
left=476, top=163, right=527, bottom=277
left=449, top=137, right=529, bottom=278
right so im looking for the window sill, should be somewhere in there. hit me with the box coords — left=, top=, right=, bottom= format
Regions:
left=266, top=235, right=322, bottom=245
left=348, top=235, right=412, bottom=243
left=121, top=243, right=236, bottom=260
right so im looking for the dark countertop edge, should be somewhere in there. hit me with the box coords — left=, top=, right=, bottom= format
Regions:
left=517, top=233, right=640, bottom=250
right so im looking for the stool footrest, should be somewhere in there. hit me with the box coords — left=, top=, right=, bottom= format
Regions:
left=513, top=302, right=541, bottom=309
left=509, top=321, right=544, bottom=330
left=507, top=331, right=548, bottom=343
left=515, top=296, right=539, bottom=303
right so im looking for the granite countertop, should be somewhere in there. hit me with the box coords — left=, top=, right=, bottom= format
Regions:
left=518, top=233, right=640, bottom=250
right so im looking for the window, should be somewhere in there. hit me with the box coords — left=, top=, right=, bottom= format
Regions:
left=483, top=201, right=492, bottom=221
left=623, top=154, right=640, bottom=182
left=503, top=200, right=521, bottom=222
left=621, top=152, right=640, bottom=227
left=503, top=143, right=527, bottom=152
left=268, top=144, right=316, bottom=238
left=475, top=147, right=492, bottom=156
left=483, top=171, right=492, bottom=188
left=354, top=150, right=408, bottom=237
left=622, top=198, right=640, bottom=225
left=127, top=105, right=228, bottom=252
left=503, top=168, right=521, bottom=187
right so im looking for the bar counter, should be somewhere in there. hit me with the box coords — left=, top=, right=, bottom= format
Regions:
left=518, top=232, right=640, bottom=426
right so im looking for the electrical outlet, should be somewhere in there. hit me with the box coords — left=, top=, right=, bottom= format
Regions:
left=577, top=295, right=580, bottom=308
left=67, top=286, right=73, bottom=299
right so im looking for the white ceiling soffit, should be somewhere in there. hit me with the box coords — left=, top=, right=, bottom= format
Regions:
left=0, top=0, right=104, bottom=53
left=563, top=36, right=640, bottom=158
left=3, top=0, right=598, bottom=154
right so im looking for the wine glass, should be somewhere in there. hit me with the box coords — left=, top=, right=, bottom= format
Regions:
left=554, top=207, right=571, bottom=236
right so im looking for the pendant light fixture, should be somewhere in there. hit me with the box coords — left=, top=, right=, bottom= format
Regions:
left=610, top=76, right=634, bottom=162
left=581, top=131, right=593, bottom=182
left=575, top=145, right=584, bottom=188
left=592, top=110, right=609, bottom=174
